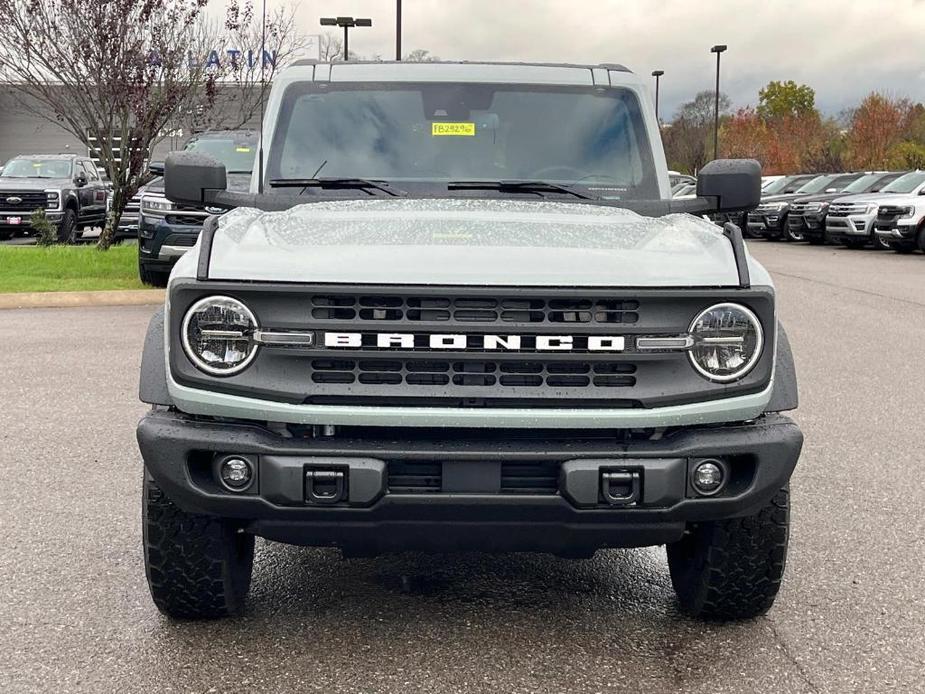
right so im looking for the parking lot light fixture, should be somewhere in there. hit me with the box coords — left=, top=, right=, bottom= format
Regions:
left=651, top=70, right=664, bottom=125
left=710, top=45, right=727, bottom=160
left=320, top=16, right=373, bottom=61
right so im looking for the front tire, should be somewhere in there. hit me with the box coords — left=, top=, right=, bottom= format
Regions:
left=138, top=257, right=169, bottom=287
left=143, top=475, right=254, bottom=619
left=56, top=208, right=78, bottom=244
left=667, top=487, right=790, bottom=620
left=784, top=223, right=804, bottom=243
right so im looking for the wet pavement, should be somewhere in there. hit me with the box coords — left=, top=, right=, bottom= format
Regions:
left=1, top=240, right=923, bottom=693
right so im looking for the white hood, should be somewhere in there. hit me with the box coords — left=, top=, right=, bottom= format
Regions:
left=204, top=198, right=767, bottom=288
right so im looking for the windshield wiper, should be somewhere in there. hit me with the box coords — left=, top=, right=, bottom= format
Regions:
left=447, top=179, right=597, bottom=200
left=268, top=177, right=405, bottom=196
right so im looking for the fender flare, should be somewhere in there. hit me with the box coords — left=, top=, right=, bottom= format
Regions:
left=766, top=321, right=798, bottom=412
left=139, top=307, right=173, bottom=406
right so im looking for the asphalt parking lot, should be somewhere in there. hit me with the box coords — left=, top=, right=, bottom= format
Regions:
left=1, top=241, right=923, bottom=693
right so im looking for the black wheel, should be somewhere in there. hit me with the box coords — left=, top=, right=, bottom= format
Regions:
left=917, top=226, right=925, bottom=253
left=667, top=487, right=789, bottom=620
left=806, top=235, right=826, bottom=246
left=56, top=208, right=79, bottom=244
left=0, top=230, right=13, bottom=241
left=765, top=219, right=786, bottom=241
left=784, top=223, right=804, bottom=243
left=138, top=257, right=169, bottom=287
left=873, top=233, right=891, bottom=251
left=143, top=475, right=254, bottom=619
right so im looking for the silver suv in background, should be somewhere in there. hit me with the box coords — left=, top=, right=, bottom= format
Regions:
left=826, top=170, right=925, bottom=249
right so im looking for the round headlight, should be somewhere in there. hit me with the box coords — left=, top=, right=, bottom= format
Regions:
left=181, top=296, right=258, bottom=375
left=688, top=303, right=763, bottom=382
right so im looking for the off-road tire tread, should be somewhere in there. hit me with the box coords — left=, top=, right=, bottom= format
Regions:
left=667, top=487, right=789, bottom=620
left=143, top=476, right=254, bottom=619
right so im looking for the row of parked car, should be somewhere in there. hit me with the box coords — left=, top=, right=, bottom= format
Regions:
left=708, top=170, right=925, bottom=253
left=0, top=129, right=258, bottom=285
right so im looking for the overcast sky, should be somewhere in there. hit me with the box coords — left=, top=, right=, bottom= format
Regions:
left=245, top=0, right=925, bottom=118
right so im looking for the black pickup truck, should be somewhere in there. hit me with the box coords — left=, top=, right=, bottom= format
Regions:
left=0, top=154, right=108, bottom=242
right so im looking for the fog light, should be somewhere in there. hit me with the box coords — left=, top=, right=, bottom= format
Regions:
left=692, top=460, right=725, bottom=496
left=220, top=457, right=253, bottom=491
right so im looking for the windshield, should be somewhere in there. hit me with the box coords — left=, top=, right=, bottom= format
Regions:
left=1, top=158, right=72, bottom=178
left=795, top=175, right=841, bottom=195
left=880, top=170, right=925, bottom=194
left=184, top=134, right=258, bottom=173
left=841, top=173, right=883, bottom=194
left=267, top=82, right=659, bottom=199
left=762, top=176, right=797, bottom=195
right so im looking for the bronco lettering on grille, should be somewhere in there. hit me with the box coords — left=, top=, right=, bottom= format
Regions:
left=323, top=332, right=626, bottom=352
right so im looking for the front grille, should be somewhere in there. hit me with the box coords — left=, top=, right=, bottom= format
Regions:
left=167, top=214, right=208, bottom=226
left=310, top=358, right=637, bottom=389
left=1, top=191, right=47, bottom=213
left=163, top=233, right=198, bottom=247
left=387, top=460, right=559, bottom=494
left=310, top=294, right=640, bottom=325
left=829, top=203, right=866, bottom=217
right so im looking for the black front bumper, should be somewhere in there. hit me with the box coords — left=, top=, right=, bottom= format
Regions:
left=790, top=213, right=826, bottom=239
left=137, top=410, right=803, bottom=555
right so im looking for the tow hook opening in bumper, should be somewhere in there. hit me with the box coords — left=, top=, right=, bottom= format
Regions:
left=601, top=470, right=642, bottom=506
left=305, top=469, right=347, bottom=504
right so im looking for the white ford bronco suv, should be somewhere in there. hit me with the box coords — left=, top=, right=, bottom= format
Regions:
left=137, top=61, right=802, bottom=620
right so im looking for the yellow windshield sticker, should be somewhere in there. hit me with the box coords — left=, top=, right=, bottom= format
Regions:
left=432, top=122, right=476, bottom=137
left=235, top=146, right=252, bottom=152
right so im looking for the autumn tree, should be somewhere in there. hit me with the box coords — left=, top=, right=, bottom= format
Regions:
left=720, top=107, right=768, bottom=161
left=0, top=0, right=217, bottom=249
left=662, top=91, right=731, bottom=174
left=757, top=80, right=816, bottom=120
left=845, top=93, right=912, bottom=170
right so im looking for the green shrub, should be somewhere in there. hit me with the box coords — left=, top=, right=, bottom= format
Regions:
left=30, top=208, right=58, bottom=246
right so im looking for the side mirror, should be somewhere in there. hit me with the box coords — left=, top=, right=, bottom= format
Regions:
left=164, top=151, right=227, bottom=206
left=74, top=173, right=87, bottom=187
left=148, top=161, right=165, bottom=176
left=696, top=159, right=761, bottom=212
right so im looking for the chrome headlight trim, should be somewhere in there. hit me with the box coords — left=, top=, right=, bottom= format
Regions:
left=687, top=302, right=764, bottom=383
left=181, top=295, right=260, bottom=376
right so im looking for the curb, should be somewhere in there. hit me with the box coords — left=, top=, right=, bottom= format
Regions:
left=0, top=289, right=165, bottom=310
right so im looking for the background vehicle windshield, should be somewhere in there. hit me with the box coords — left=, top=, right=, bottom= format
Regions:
left=841, top=173, right=884, bottom=194
left=762, top=176, right=796, bottom=195
left=1, top=158, right=72, bottom=178
left=879, top=170, right=925, bottom=194
left=795, top=174, right=846, bottom=195
left=184, top=135, right=257, bottom=173
left=268, top=83, right=659, bottom=198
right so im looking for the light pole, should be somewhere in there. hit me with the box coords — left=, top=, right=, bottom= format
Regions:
left=710, top=44, right=727, bottom=160
left=651, top=70, right=664, bottom=125
left=396, top=0, right=402, bottom=60
left=320, top=16, right=373, bottom=61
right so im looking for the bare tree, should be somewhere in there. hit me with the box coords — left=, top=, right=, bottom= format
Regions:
left=317, top=32, right=363, bottom=62
left=0, top=0, right=218, bottom=249
left=183, top=0, right=310, bottom=132
left=404, top=49, right=440, bottom=62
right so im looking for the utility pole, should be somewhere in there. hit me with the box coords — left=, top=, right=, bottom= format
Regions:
left=396, top=0, right=402, bottom=60
left=710, top=44, right=727, bottom=160
left=651, top=70, right=664, bottom=125
left=320, top=17, right=372, bottom=61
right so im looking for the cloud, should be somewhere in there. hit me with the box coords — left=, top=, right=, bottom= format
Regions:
left=244, top=0, right=925, bottom=115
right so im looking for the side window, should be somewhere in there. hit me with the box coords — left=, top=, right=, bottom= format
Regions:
left=82, top=161, right=100, bottom=181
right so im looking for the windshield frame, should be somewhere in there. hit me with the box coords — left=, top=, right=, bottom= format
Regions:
left=265, top=80, right=661, bottom=201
